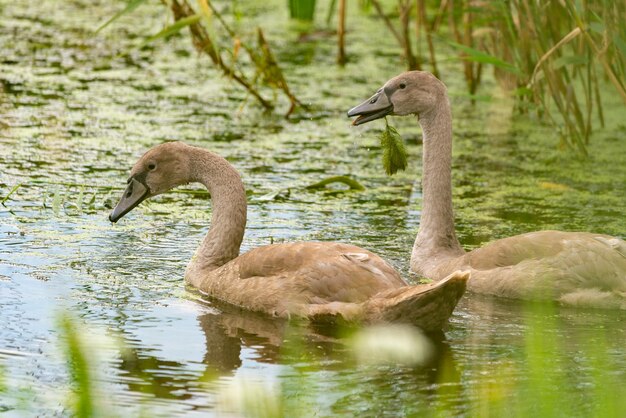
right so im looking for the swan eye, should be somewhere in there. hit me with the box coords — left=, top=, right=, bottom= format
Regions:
left=148, top=163, right=156, bottom=171
left=399, top=83, right=406, bottom=89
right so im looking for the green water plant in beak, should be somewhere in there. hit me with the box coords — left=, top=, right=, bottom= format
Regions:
left=347, top=85, right=408, bottom=176
left=379, top=118, right=408, bottom=175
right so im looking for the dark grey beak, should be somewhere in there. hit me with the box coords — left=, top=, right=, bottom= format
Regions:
left=347, top=89, right=393, bottom=126
left=109, top=177, right=150, bottom=223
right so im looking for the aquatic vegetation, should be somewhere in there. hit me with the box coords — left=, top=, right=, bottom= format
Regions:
left=288, top=0, right=317, bottom=21
left=95, top=0, right=625, bottom=150
left=463, top=302, right=626, bottom=418
left=370, top=0, right=421, bottom=71
left=57, top=313, right=95, bottom=417
left=379, top=119, right=408, bottom=175
left=5, top=306, right=623, bottom=417
left=470, top=0, right=626, bottom=154
left=1, top=0, right=625, bottom=416
left=0, top=183, right=21, bottom=206
left=354, top=0, right=626, bottom=153
left=336, top=0, right=347, bottom=65
left=305, top=175, right=365, bottom=191
left=98, top=0, right=302, bottom=115
left=0, top=363, right=5, bottom=394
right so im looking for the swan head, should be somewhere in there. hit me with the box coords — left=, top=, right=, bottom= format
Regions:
left=109, top=141, right=191, bottom=222
left=347, top=71, right=447, bottom=125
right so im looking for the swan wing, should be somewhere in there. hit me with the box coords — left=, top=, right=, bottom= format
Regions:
left=194, top=242, right=407, bottom=316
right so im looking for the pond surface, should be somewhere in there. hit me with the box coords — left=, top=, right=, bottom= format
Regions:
left=1, top=0, right=625, bottom=416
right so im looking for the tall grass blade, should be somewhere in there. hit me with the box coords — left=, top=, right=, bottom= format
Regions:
left=325, top=0, right=337, bottom=26
left=196, top=0, right=212, bottom=19
left=75, top=186, right=84, bottom=213
left=288, top=0, right=317, bottom=21
left=529, top=28, right=582, bottom=86
left=52, top=188, right=61, bottom=215
left=1, top=183, right=21, bottom=206
left=0, top=362, right=5, bottom=394
left=95, top=0, right=148, bottom=34
left=57, top=313, right=93, bottom=418
left=446, top=39, right=522, bottom=75
left=140, top=14, right=202, bottom=47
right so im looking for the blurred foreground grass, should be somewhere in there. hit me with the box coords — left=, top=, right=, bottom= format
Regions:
left=1, top=303, right=623, bottom=417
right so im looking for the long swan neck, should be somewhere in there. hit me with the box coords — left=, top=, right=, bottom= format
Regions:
left=185, top=150, right=247, bottom=283
left=411, top=95, right=463, bottom=276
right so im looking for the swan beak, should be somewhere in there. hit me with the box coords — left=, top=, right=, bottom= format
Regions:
left=109, top=177, right=150, bottom=223
left=347, top=90, right=393, bottom=126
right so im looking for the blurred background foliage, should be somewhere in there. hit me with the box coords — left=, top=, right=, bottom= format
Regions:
left=100, top=0, right=625, bottom=153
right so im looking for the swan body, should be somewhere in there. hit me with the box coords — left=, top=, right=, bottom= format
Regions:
left=435, top=231, right=626, bottom=308
left=109, top=142, right=468, bottom=331
left=348, top=71, right=626, bottom=309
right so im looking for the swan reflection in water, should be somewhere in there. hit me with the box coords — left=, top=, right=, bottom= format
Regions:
left=108, top=291, right=626, bottom=415
left=113, top=293, right=461, bottom=408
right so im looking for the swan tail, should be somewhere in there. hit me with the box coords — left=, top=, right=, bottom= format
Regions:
left=364, top=270, right=470, bottom=332
left=306, top=271, right=469, bottom=332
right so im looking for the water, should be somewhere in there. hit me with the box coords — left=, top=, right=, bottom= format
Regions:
left=1, top=0, right=625, bottom=416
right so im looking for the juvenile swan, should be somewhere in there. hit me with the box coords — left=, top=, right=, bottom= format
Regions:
left=109, top=142, right=469, bottom=330
left=348, top=71, right=626, bottom=309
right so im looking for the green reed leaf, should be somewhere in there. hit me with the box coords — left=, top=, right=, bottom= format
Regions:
left=140, top=15, right=202, bottom=48
left=446, top=40, right=523, bottom=76
left=379, top=119, right=408, bottom=176
left=306, top=175, right=365, bottom=191
left=1, top=183, right=21, bottom=206
left=57, top=313, right=93, bottom=418
left=95, top=0, right=149, bottom=34
left=52, top=188, right=61, bottom=215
